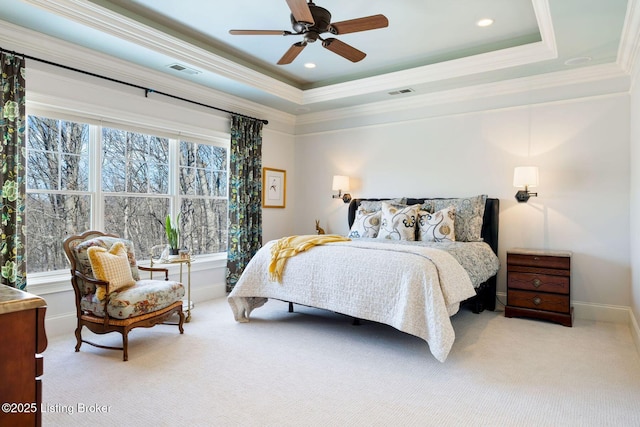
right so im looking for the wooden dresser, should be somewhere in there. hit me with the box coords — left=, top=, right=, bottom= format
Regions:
left=505, top=249, right=573, bottom=327
left=0, top=285, right=47, bottom=427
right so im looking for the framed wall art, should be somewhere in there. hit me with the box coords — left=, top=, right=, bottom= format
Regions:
left=262, top=167, right=286, bottom=208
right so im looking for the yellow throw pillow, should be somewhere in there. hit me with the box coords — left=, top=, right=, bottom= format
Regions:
left=87, top=241, right=136, bottom=300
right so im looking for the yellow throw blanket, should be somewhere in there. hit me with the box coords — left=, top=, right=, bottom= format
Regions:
left=268, top=234, right=351, bottom=282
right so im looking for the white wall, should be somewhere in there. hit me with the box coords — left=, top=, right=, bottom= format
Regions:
left=630, top=71, right=640, bottom=347
left=262, top=131, right=297, bottom=243
left=294, top=93, right=631, bottom=310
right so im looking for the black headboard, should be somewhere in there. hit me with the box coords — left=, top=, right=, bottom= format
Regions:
left=347, top=197, right=500, bottom=255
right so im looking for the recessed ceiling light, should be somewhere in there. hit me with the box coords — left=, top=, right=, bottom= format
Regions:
left=304, top=63, right=316, bottom=69
left=476, top=18, right=494, bottom=27
left=564, top=56, right=592, bottom=66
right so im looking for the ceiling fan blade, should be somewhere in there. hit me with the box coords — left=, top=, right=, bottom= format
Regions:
left=277, top=42, right=307, bottom=65
left=229, top=30, right=289, bottom=35
left=286, top=0, right=314, bottom=24
left=322, top=38, right=366, bottom=62
left=330, top=14, right=389, bottom=35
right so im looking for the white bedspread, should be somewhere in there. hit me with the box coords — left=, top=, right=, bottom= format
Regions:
left=228, top=239, right=479, bottom=362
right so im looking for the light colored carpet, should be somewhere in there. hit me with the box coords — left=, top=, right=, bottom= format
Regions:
left=42, top=297, right=640, bottom=426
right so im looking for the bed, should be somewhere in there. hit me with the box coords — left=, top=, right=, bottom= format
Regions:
left=228, top=195, right=500, bottom=362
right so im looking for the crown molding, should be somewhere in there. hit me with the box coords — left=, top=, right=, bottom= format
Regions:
left=22, top=0, right=305, bottom=104
left=303, top=0, right=556, bottom=104
left=22, top=0, right=559, bottom=107
left=0, top=19, right=295, bottom=131
left=295, top=62, right=628, bottom=132
left=618, top=0, right=640, bottom=87
left=303, top=41, right=556, bottom=105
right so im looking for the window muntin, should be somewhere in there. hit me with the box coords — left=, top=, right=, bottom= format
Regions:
left=26, top=116, right=91, bottom=273
left=27, top=116, right=89, bottom=191
left=102, top=128, right=169, bottom=194
left=25, top=115, right=228, bottom=274
left=179, top=141, right=228, bottom=255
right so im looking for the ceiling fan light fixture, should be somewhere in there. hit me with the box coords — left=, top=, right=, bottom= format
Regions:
left=231, top=0, right=388, bottom=65
left=304, top=62, right=316, bottom=69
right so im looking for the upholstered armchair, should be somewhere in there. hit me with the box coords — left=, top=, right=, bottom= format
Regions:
left=63, top=231, right=185, bottom=361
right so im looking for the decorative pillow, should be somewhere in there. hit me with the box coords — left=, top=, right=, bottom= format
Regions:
left=418, top=206, right=456, bottom=242
left=358, top=198, right=407, bottom=212
left=88, top=242, right=136, bottom=300
left=422, top=195, right=487, bottom=242
left=74, top=236, right=141, bottom=281
left=376, top=202, right=420, bottom=241
left=348, top=209, right=382, bottom=238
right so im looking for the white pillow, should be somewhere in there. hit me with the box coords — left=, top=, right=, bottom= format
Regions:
left=418, top=206, right=456, bottom=242
left=377, top=202, right=420, bottom=241
left=348, top=209, right=382, bottom=238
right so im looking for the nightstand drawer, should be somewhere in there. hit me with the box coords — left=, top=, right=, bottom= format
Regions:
left=508, top=272, right=569, bottom=294
left=507, top=253, right=570, bottom=270
left=507, top=290, right=570, bottom=313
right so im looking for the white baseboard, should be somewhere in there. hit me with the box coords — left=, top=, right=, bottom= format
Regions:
left=496, top=292, right=631, bottom=323
left=572, top=301, right=632, bottom=323
left=631, top=310, right=640, bottom=357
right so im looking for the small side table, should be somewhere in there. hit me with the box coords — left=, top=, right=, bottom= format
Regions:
left=505, top=248, right=572, bottom=327
left=150, top=257, right=193, bottom=322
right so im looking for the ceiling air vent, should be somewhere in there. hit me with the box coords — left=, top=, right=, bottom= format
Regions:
left=167, top=63, right=202, bottom=75
left=388, top=88, right=415, bottom=96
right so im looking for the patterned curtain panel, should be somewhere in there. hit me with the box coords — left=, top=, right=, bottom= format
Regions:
left=0, top=53, right=26, bottom=290
left=226, top=115, right=263, bottom=292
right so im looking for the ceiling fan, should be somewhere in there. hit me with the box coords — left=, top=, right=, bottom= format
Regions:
left=229, top=0, right=389, bottom=65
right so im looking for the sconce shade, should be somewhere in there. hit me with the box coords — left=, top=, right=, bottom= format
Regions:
left=513, top=166, right=538, bottom=188
left=513, top=166, right=539, bottom=203
left=332, top=175, right=350, bottom=191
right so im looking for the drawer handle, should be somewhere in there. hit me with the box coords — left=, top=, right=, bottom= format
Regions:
left=533, top=297, right=542, bottom=305
left=532, top=278, right=542, bottom=288
left=533, top=257, right=540, bottom=260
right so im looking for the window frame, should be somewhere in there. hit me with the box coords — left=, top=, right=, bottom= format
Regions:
left=25, top=106, right=230, bottom=285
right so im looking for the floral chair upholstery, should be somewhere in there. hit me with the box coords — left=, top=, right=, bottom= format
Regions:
left=64, top=231, right=185, bottom=361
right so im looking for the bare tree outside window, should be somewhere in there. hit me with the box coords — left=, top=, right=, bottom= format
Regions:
left=102, top=127, right=171, bottom=257
left=26, top=116, right=90, bottom=273
left=179, top=141, right=228, bottom=255
left=25, top=115, right=229, bottom=275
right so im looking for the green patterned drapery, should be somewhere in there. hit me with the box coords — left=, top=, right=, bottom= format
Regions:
left=0, top=52, right=26, bottom=290
left=226, top=115, right=263, bottom=292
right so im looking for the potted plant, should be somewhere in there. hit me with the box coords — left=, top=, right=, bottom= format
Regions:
left=165, top=213, right=180, bottom=256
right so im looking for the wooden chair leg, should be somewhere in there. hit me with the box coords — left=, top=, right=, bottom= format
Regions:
left=74, top=324, right=83, bottom=352
left=177, top=309, right=185, bottom=334
left=122, top=332, right=129, bottom=362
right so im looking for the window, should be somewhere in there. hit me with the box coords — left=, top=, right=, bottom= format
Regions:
left=101, top=127, right=171, bottom=259
left=26, top=115, right=228, bottom=274
left=179, top=141, right=228, bottom=256
left=26, top=116, right=91, bottom=273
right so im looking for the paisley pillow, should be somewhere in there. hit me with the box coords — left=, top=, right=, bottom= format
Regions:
left=348, top=209, right=382, bottom=238
left=418, top=206, right=456, bottom=242
left=376, top=202, right=420, bottom=241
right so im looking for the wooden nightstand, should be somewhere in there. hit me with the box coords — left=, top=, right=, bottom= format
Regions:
left=505, top=248, right=573, bottom=327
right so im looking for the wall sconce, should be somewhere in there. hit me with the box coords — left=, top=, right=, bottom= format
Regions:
left=332, top=175, right=352, bottom=203
left=513, top=166, right=539, bottom=203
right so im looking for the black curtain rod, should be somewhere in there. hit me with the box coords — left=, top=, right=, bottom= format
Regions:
left=1, top=47, right=268, bottom=125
